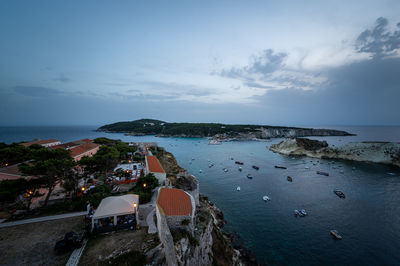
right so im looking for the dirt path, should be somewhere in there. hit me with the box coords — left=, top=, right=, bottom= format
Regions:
left=0, top=216, right=84, bottom=266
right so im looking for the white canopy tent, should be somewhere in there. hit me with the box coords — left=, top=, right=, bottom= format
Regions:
left=92, top=194, right=139, bottom=229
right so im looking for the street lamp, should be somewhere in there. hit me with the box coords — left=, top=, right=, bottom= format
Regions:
left=143, top=183, right=147, bottom=188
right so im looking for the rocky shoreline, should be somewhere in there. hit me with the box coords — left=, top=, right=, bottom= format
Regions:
left=270, top=138, right=400, bottom=167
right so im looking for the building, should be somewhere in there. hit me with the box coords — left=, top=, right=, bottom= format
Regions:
left=21, top=139, right=61, bottom=148
left=92, top=194, right=139, bottom=233
left=69, top=143, right=100, bottom=162
left=156, top=187, right=195, bottom=232
left=145, top=155, right=166, bottom=184
left=51, top=138, right=92, bottom=150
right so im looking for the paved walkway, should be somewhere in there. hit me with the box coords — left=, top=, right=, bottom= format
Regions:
left=65, top=239, right=88, bottom=266
left=137, top=187, right=159, bottom=234
left=0, top=211, right=87, bottom=228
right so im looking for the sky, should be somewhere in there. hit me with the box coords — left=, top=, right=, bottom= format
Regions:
left=0, top=0, right=399, bottom=126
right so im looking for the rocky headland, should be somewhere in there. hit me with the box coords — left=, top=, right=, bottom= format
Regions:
left=270, top=138, right=400, bottom=167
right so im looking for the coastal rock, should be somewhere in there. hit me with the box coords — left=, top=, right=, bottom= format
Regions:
left=270, top=138, right=400, bottom=167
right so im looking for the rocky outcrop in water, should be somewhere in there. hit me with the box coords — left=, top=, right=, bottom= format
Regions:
left=270, top=138, right=400, bottom=167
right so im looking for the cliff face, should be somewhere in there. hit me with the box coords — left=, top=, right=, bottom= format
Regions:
left=270, top=138, right=400, bottom=167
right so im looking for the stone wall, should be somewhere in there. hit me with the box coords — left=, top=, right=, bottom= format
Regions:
left=155, top=204, right=178, bottom=266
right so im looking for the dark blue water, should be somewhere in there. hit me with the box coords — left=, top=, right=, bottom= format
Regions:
left=1, top=126, right=400, bottom=265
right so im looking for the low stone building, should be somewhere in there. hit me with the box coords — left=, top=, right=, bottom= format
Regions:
left=145, top=155, right=166, bottom=185
left=156, top=187, right=195, bottom=233
left=21, top=139, right=61, bottom=148
left=69, top=143, right=100, bottom=162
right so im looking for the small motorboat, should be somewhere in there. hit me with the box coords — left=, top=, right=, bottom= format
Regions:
left=294, top=209, right=301, bottom=216
left=300, top=209, right=307, bottom=216
left=287, top=176, right=293, bottom=182
left=235, top=161, right=244, bottom=165
left=223, top=168, right=228, bottom=172
left=316, top=171, right=329, bottom=176
left=305, top=166, right=310, bottom=169
left=330, top=230, right=342, bottom=240
left=246, top=173, right=253, bottom=179
left=230, top=157, right=234, bottom=160
left=199, top=170, right=202, bottom=173
left=252, top=165, right=260, bottom=170
left=334, top=189, right=346, bottom=198
left=208, top=163, right=214, bottom=168
left=236, top=186, right=241, bottom=191
left=238, top=167, right=242, bottom=172
left=263, top=195, right=270, bottom=201
left=275, top=165, right=287, bottom=169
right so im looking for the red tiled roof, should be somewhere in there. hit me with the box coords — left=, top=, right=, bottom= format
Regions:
left=21, top=139, right=60, bottom=147
left=0, top=163, right=36, bottom=181
left=51, top=139, right=93, bottom=150
left=70, top=143, right=100, bottom=158
left=157, top=188, right=192, bottom=216
left=146, top=155, right=165, bottom=173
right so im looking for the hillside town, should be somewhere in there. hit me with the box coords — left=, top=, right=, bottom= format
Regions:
left=0, top=138, right=247, bottom=265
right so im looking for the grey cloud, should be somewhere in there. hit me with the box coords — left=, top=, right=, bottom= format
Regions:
left=356, top=17, right=400, bottom=58
left=12, top=86, right=62, bottom=97
left=255, top=57, right=400, bottom=125
left=54, top=74, right=71, bottom=83
left=220, top=49, right=287, bottom=79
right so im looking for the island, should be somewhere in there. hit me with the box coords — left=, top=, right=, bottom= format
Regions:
left=98, top=119, right=354, bottom=140
left=270, top=138, right=400, bottom=167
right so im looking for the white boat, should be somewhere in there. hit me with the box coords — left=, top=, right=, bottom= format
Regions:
left=300, top=209, right=307, bottom=216
left=305, top=166, right=310, bottom=169
left=199, top=170, right=202, bottom=173
left=238, top=167, right=242, bottom=171
left=223, top=168, right=228, bottom=172
left=236, top=186, right=241, bottom=191
left=294, top=209, right=300, bottom=216
left=263, top=195, right=270, bottom=201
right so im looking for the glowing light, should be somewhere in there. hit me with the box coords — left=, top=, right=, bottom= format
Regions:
left=81, top=187, right=86, bottom=192
left=143, top=183, right=147, bottom=188
left=133, top=203, right=137, bottom=208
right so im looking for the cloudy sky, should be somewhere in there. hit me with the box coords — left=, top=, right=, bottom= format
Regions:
left=1, top=0, right=399, bottom=126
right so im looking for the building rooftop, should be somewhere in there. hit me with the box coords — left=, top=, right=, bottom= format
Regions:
left=21, top=139, right=60, bottom=147
left=52, top=139, right=93, bottom=150
left=70, top=143, right=100, bottom=158
left=146, top=155, right=165, bottom=173
left=157, top=187, right=192, bottom=216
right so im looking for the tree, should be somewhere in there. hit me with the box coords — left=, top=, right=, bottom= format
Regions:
left=93, top=146, right=120, bottom=176
left=19, top=148, right=75, bottom=207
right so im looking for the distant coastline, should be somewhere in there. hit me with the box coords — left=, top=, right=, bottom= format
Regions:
left=98, top=119, right=355, bottom=140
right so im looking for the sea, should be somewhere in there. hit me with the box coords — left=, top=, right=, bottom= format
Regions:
left=1, top=125, right=400, bottom=265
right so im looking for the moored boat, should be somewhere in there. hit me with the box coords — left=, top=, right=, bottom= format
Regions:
left=235, top=161, right=244, bottom=165
left=330, top=230, right=342, bottom=239
left=287, top=176, right=293, bottom=182
left=263, top=195, right=270, bottom=201
left=238, top=167, right=242, bottom=171
left=275, top=165, right=287, bottom=169
left=252, top=165, right=260, bottom=170
left=246, top=173, right=253, bottom=179
left=236, top=186, right=241, bottom=191
left=334, top=189, right=346, bottom=198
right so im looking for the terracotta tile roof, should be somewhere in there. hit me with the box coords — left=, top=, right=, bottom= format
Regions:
left=146, top=155, right=165, bottom=173
left=157, top=188, right=192, bottom=216
left=0, top=163, right=36, bottom=181
left=21, top=139, right=60, bottom=147
left=69, top=143, right=100, bottom=158
left=51, top=139, right=93, bottom=150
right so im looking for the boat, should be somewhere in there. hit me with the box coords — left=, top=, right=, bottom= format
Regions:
left=252, top=165, right=260, bottom=170
left=230, top=157, right=234, bottom=160
left=246, top=173, right=253, bottom=179
left=238, top=167, right=242, bottom=172
left=208, top=140, right=222, bottom=145
left=208, top=163, right=214, bottom=168
left=304, top=166, right=310, bottom=169
left=275, top=165, right=287, bottom=169
left=235, top=161, right=244, bottom=165
left=223, top=168, right=228, bottom=172
left=236, top=186, right=241, bottom=191
left=334, top=189, right=346, bottom=198
left=294, top=209, right=301, bottom=216
left=199, top=170, right=202, bottom=173
left=316, top=171, right=329, bottom=176
left=287, top=176, right=293, bottom=182
left=263, top=195, right=270, bottom=201
left=330, top=230, right=342, bottom=240
left=300, top=209, right=307, bottom=216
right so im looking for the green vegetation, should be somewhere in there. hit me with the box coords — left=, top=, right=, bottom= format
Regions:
left=171, top=229, right=198, bottom=246
left=98, top=119, right=273, bottom=137
left=129, top=173, right=159, bottom=204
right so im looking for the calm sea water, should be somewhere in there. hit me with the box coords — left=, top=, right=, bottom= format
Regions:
left=1, top=126, right=400, bottom=265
